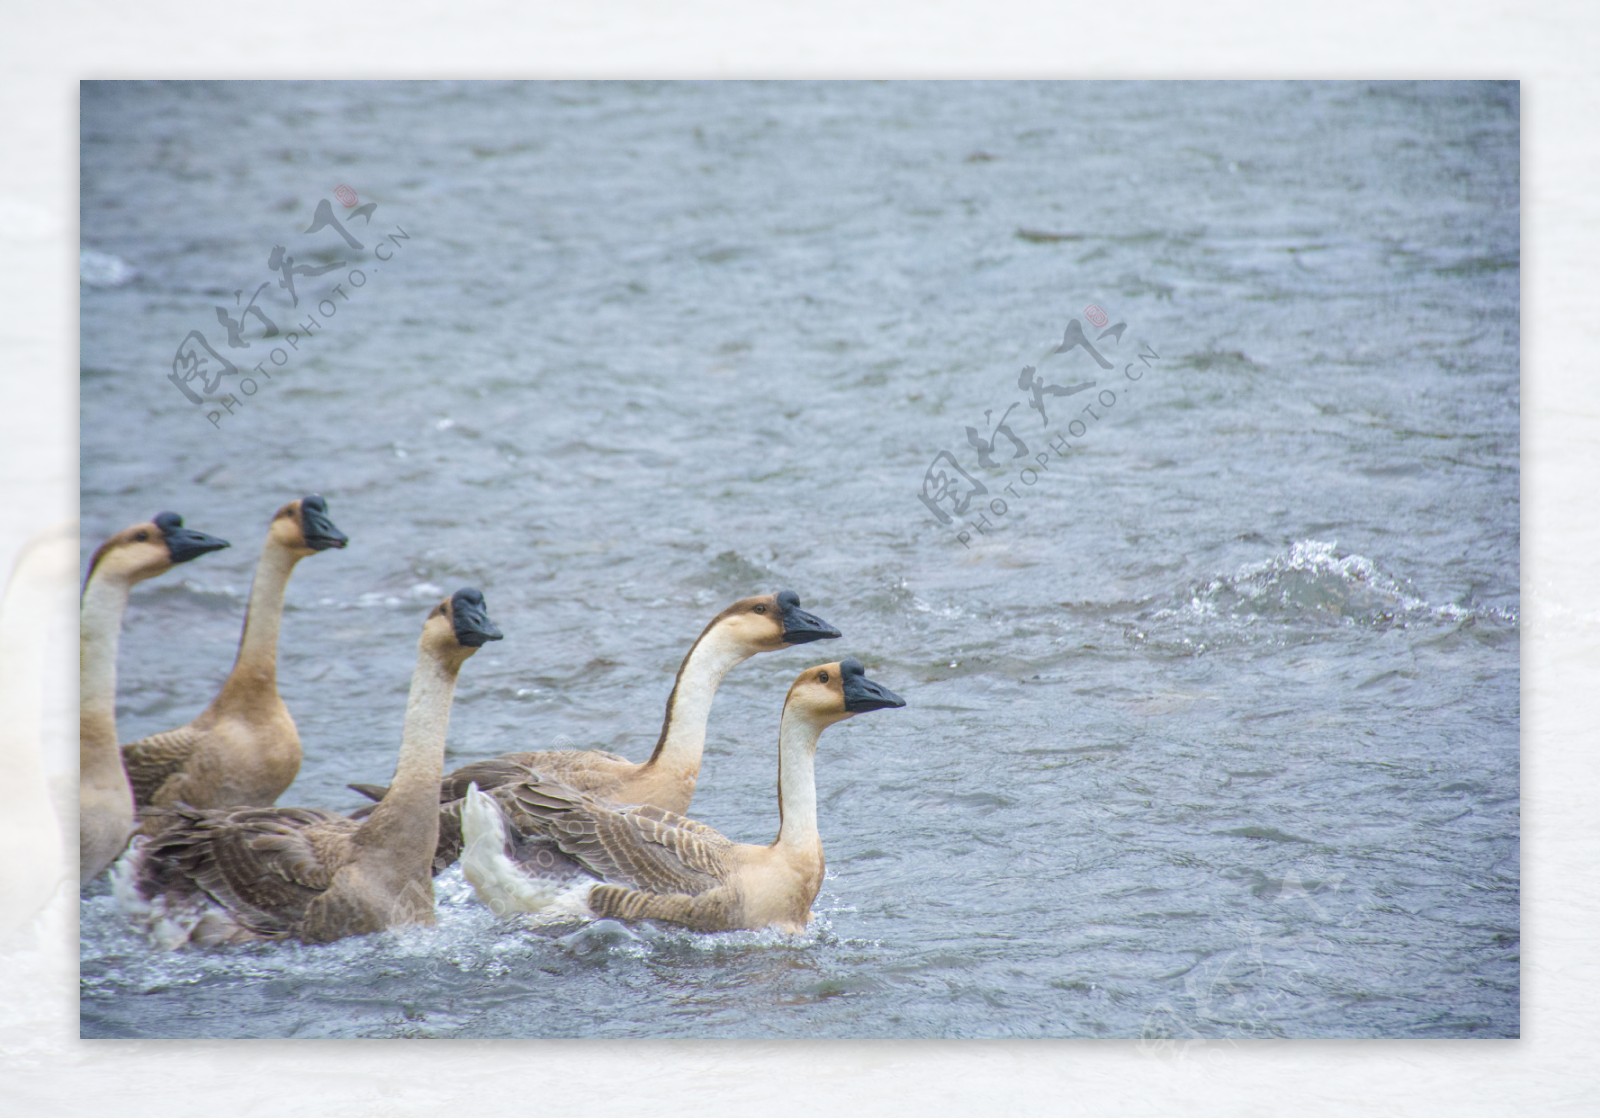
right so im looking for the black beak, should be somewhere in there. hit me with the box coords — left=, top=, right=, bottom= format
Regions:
left=840, top=658, right=906, bottom=713
left=777, top=589, right=841, bottom=645
left=153, top=512, right=230, bottom=565
left=450, top=588, right=504, bottom=647
left=300, top=494, right=349, bottom=551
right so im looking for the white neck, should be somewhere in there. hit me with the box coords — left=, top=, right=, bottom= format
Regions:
left=644, top=622, right=750, bottom=775
left=223, top=536, right=298, bottom=695
left=79, top=568, right=133, bottom=773
left=772, top=703, right=823, bottom=851
left=355, top=644, right=462, bottom=868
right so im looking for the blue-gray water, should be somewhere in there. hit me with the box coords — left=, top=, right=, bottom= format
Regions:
left=78, top=80, right=1518, bottom=1039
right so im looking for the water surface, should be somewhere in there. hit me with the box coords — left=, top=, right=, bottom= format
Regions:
left=79, top=80, right=1519, bottom=1038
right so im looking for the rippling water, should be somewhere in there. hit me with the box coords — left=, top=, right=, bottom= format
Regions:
left=78, top=80, right=1519, bottom=1038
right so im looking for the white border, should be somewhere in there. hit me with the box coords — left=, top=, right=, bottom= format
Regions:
left=5, top=2, right=1593, bottom=1114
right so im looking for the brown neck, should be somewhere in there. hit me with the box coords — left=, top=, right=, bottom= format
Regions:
left=354, top=643, right=464, bottom=874
left=642, top=620, right=749, bottom=776
left=217, top=535, right=299, bottom=705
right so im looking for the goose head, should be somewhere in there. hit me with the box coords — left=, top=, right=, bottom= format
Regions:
left=422, top=587, right=504, bottom=666
left=84, top=512, right=230, bottom=589
left=786, top=658, right=906, bottom=730
left=269, top=494, right=349, bottom=555
left=709, top=589, right=841, bottom=654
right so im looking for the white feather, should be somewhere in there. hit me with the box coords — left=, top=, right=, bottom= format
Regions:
left=460, top=782, right=593, bottom=919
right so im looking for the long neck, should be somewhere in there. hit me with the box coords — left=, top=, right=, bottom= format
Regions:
left=221, top=536, right=298, bottom=698
left=79, top=569, right=132, bottom=776
left=642, top=623, right=749, bottom=775
left=771, top=703, right=822, bottom=851
left=355, top=645, right=462, bottom=868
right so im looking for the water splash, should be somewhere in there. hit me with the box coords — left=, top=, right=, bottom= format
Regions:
left=1127, top=540, right=1517, bottom=653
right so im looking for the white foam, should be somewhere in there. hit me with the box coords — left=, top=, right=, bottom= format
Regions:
left=110, top=838, right=252, bottom=950
left=1157, top=539, right=1517, bottom=630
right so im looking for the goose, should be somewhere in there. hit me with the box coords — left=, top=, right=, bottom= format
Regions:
left=79, top=513, right=231, bottom=882
left=460, top=658, right=904, bottom=934
left=121, top=588, right=502, bottom=947
left=350, top=589, right=840, bottom=872
left=121, top=495, right=347, bottom=821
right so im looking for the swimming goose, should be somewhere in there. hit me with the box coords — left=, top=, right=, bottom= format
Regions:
left=350, top=590, right=839, bottom=872
left=123, top=589, right=502, bottom=946
left=460, top=658, right=904, bottom=934
left=121, top=495, right=347, bottom=821
left=79, top=513, right=231, bottom=882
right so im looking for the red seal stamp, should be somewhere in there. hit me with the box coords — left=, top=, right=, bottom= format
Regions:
left=1083, top=304, right=1109, bottom=329
left=334, top=184, right=359, bottom=208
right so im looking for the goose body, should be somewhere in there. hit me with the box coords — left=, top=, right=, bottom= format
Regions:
left=121, top=589, right=502, bottom=947
left=121, top=495, right=346, bottom=820
left=352, top=590, right=839, bottom=872
left=461, top=658, right=904, bottom=934
left=79, top=513, right=230, bottom=882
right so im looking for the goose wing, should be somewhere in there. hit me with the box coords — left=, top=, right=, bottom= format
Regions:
left=136, top=806, right=358, bottom=938
left=121, top=725, right=203, bottom=806
left=424, top=750, right=641, bottom=870
left=494, top=780, right=733, bottom=896
left=348, top=748, right=637, bottom=808
left=442, top=749, right=634, bottom=800
left=350, top=749, right=647, bottom=873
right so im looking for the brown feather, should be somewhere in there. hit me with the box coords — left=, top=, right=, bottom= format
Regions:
left=135, top=805, right=357, bottom=940
left=121, top=726, right=204, bottom=805
left=492, top=778, right=732, bottom=897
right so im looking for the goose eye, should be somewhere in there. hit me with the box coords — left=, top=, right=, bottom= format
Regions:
left=818, top=671, right=829, bottom=683
left=134, top=530, right=149, bottom=542
left=753, top=605, right=767, bottom=614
